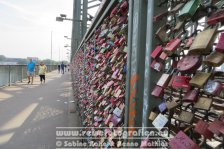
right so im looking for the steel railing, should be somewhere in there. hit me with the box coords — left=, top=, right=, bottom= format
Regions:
left=0, top=65, right=58, bottom=87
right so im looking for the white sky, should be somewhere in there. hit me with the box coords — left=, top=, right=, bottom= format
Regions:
left=0, top=0, right=99, bottom=61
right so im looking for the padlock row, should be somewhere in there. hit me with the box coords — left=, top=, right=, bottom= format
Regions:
left=145, top=0, right=224, bottom=148
left=71, top=0, right=129, bottom=148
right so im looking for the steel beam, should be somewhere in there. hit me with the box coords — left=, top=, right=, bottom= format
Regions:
left=71, top=0, right=82, bottom=59
left=88, top=4, right=100, bottom=9
left=142, top=0, right=168, bottom=128
left=82, top=0, right=88, bottom=37
left=126, top=0, right=148, bottom=139
left=88, top=0, right=98, bottom=3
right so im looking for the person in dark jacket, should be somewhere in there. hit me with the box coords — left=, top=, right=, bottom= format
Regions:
left=61, top=62, right=65, bottom=74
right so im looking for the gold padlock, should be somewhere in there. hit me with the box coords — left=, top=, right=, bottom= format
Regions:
left=149, top=107, right=159, bottom=121
left=193, top=97, right=213, bottom=111
left=203, top=51, right=224, bottom=67
left=176, top=110, right=194, bottom=124
left=166, top=100, right=179, bottom=110
left=188, top=28, right=217, bottom=55
left=189, top=72, right=211, bottom=88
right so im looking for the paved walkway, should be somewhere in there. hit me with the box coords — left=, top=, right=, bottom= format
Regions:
left=0, top=71, right=80, bottom=149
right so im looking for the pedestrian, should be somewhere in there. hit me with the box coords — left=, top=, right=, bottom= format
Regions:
left=58, top=64, right=60, bottom=73
left=27, top=59, right=36, bottom=84
left=39, top=61, right=47, bottom=84
left=61, top=62, right=65, bottom=74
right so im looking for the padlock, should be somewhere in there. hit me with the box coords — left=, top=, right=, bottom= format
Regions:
left=177, top=55, right=202, bottom=73
left=99, top=29, right=109, bottom=38
left=203, top=80, right=223, bottom=95
left=110, top=6, right=118, bottom=18
left=105, top=114, right=112, bottom=126
left=208, top=120, right=224, bottom=136
left=109, top=114, right=122, bottom=127
left=194, top=120, right=214, bottom=139
left=148, top=107, right=159, bottom=121
left=189, top=72, right=211, bottom=88
left=158, top=102, right=167, bottom=113
left=114, top=89, right=122, bottom=98
left=208, top=9, right=224, bottom=25
left=113, top=107, right=123, bottom=118
left=153, top=11, right=169, bottom=22
left=164, top=38, right=181, bottom=56
left=156, top=73, right=172, bottom=88
left=188, top=28, right=217, bottom=55
left=150, top=60, right=164, bottom=72
left=184, top=37, right=194, bottom=49
left=173, top=21, right=185, bottom=32
left=193, top=97, right=212, bottom=111
left=176, top=110, right=194, bottom=124
left=183, top=89, right=199, bottom=102
left=216, top=33, right=224, bottom=53
left=117, top=16, right=127, bottom=25
left=178, top=0, right=200, bottom=21
left=169, top=131, right=200, bottom=149
left=123, top=46, right=128, bottom=53
left=159, top=52, right=168, bottom=61
left=120, top=0, right=128, bottom=11
left=155, top=25, right=169, bottom=44
left=151, top=85, right=164, bottom=97
left=152, top=113, right=168, bottom=131
left=203, top=51, right=224, bottom=67
left=151, top=45, right=163, bottom=59
left=172, top=75, right=191, bottom=89
left=166, top=100, right=179, bottom=110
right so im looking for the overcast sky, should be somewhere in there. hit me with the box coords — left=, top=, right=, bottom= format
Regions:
left=0, top=0, right=98, bottom=61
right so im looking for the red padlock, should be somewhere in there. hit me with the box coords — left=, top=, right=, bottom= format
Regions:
left=169, top=131, right=199, bottom=149
left=208, top=120, right=224, bottom=136
left=183, top=89, right=199, bottom=102
left=215, top=33, right=224, bottom=53
left=172, top=75, right=191, bottom=89
left=151, top=45, right=163, bottom=59
left=110, top=7, right=118, bottom=18
left=151, top=85, right=164, bottom=97
left=177, top=55, right=202, bottom=73
left=159, top=52, right=168, bottom=61
left=194, top=120, right=214, bottom=139
left=120, top=0, right=128, bottom=11
left=164, top=38, right=181, bottom=56
left=208, top=9, right=224, bottom=25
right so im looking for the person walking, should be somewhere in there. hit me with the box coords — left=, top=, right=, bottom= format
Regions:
left=61, top=62, right=65, bottom=74
left=27, top=59, right=36, bottom=84
left=58, top=64, right=60, bottom=73
left=39, top=61, right=47, bottom=84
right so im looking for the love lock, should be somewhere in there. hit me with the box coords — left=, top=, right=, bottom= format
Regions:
left=188, top=28, right=217, bottom=55
left=176, top=110, right=194, bottom=124
left=190, top=72, right=211, bottom=88
left=193, top=97, right=213, bottom=111
left=169, top=131, right=200, bottom=149
left=177, top=55, right=202, bottom=73
left=178, top=0, right=200, bottom=21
